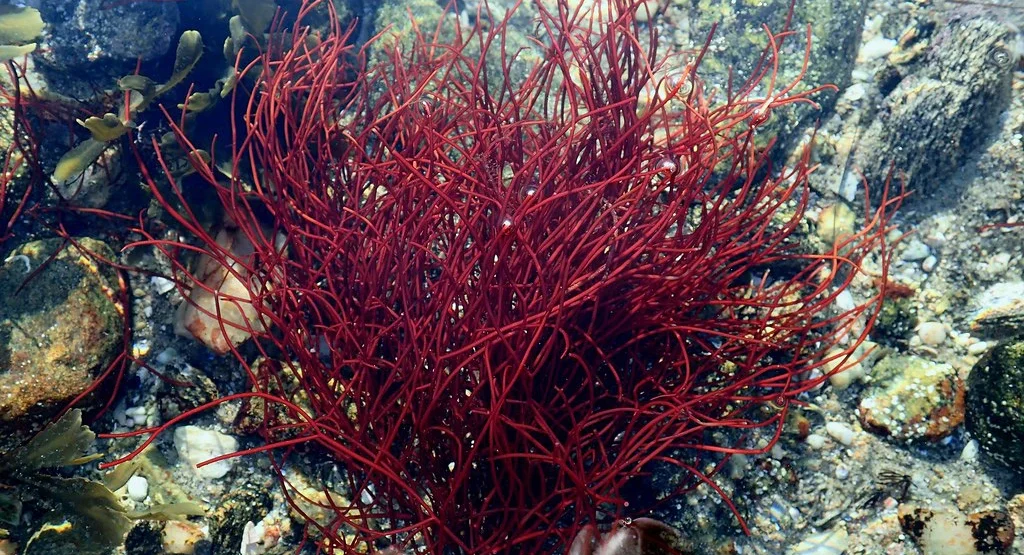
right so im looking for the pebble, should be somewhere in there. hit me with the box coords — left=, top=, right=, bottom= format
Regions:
left=922, top=255, right=937, bottom=272
left=127, top=475, right=149, bottom=502
left=960, top=439, right=980, bottom=462
left=806, top=433, right=827, bottom=449
left=916, top=321, right=946, bottom=346
left=834, top=464, right=850, bottom=480
left=825, top=422, right=857, bottom=446
left=151, top=276, right=176, bottom=294
left=173, top=425, right=239, bottom=479
left=859, top=36, right=897, bottom=61
left=900, top=239, right=931, bottom=261
left=844, top=83, right=865, bottom=101
left=967, top=341, right=988, bottom=355
left=789, top=525, right=849, bottom=554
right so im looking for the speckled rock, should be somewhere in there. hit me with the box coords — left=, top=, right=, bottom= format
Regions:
left=855, top=10, right=1016, bottom=203
left=208, top=486, right=272, bottom=554
left=898, top=505, right=1014, bottom=555
left=0, top=237, right=124, bottom=451
left=858, top=355, right=965, bottom=442
left=679, top=0, right=867, bottom=150
left=966, top=336, right=1024, bottom=471
left=34, top=0, right=180, bottom=71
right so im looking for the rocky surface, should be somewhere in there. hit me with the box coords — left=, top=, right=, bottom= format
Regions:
left=966, top=336, right=1024, bottom=471
left=854, top=9, right=1017, bottom=206
left=0, top=237, right=124, bottom=451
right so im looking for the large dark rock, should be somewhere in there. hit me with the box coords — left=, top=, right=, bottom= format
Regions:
left=855, top=10, right=1016, bottom=204
left=0, top=237, right=125, bottom=452
left=34, top=0, right=180, bottom=70
left=966, top=336, right=1024, bottom=472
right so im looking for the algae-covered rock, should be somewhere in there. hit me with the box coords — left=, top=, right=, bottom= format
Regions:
left=858, top=354, right=965, bottom=442
left=0, top=238, right=124, bottom=452
left=678, top=0, right=867, bottom=150
left=966, top=336, right=1024, bottom=472
left=35, top=0, right=180, bottom=71
left=855, top=10, right=1016, bottom=204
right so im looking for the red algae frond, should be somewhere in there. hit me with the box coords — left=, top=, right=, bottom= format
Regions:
left=123, top=0, right=899, bottom=552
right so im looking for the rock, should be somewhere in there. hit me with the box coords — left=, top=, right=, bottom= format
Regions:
left=126, top=475, right=149, bottom=502
left=678, top=0, right=866, bottom=152
left=965, top=336, right=1024, bottom=471
left=0, top=238, right=125, bottom=452
left=858, top=355, right=965, bottom=442
left=898, top=505, right=1014, bottom=555
left=855, top=11, right=1016, bottom=205
left=873, top=296, right=918, bottom=348
left=173, top=425, right=239, bottom=479
left=34, top=0, right=180, bottom=72
left=789, top=525, right=849, bottom=555
left=208, top=486, right=272, bottom=554
left=916, top=321, right=947, bottom=347
left=969, top=282, right=1024, bottom=339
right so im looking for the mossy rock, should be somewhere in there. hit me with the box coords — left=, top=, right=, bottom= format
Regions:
left=858, top=354, right=964, bottom=443
left=0, top=238, right=124, bottom=452
left=966, top=336, right=1024, bottom=471
left=872, top=297, right=918, bottom=348
left=682, top=0, right=867, bottom=152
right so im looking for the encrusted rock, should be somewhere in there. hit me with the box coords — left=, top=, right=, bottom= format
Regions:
left=858, top=355, right=965, bottom=442
left=965, top=336, right=1024, bottom=471
left=680, top=0, right=866, bottom=151
left=969, top=282, right=1024, bottom=340
left=0, top=237, right=124, bottom=452
left=34, top=0, right=179, bottom=72
left=856, top=10, right=1016, bottom=204
left=898, top=505, right=1014, bottom=555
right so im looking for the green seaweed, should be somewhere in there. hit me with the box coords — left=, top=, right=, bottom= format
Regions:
left=0, top=43, right=35, bottom=62
left=0, top=6, right=44, bottom=45
left=52, top=30, right=204, bottom=184
left=0, top=410, right=205, bottom=554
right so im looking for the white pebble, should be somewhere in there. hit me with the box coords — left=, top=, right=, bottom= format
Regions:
left=825, top=422, right=857, bottom=446
left=960, top=439, right=979, bottom=462
left=922, top=255, right=937, bottom=272
left=844, top=83, right=866, bottom=101
left=967, top=341, right=988, bottom=355
left=834, top=464, right=850, bottom=480
left=806, top=434, right=827, bottom=449
left=859, top=36, right=897, bottom=61
left=151, top=276, right=177, bottom=294
left=127, top=475, right=149, bottom=502
left=173, top=426, right=239, bottom=479
left=916, top=321, right=946, bottom=346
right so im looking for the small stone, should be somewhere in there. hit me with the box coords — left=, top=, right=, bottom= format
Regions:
left=162, top=520, right=206, bottom=555
left=806, top=433, right=827, bottom=449
left=967, top=341, right=989, bottom=356
left=922, top=255, right=938, bottom=272
left=173, top=425, right=239, bottom=479
left=901, top=239, right=931, bottom=261
left=825, top=422, right=857, bottom=446
left=788, top=525, right=849, bottom=554
left=127, top=475, right=149, bottom=502
left=961, top=439, right=980, bottom=462
left=859, top=36, right=897, bottom=61
left=151, top=276, right=176, bottom=294
left=916, top=321, right=947, bottom=346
